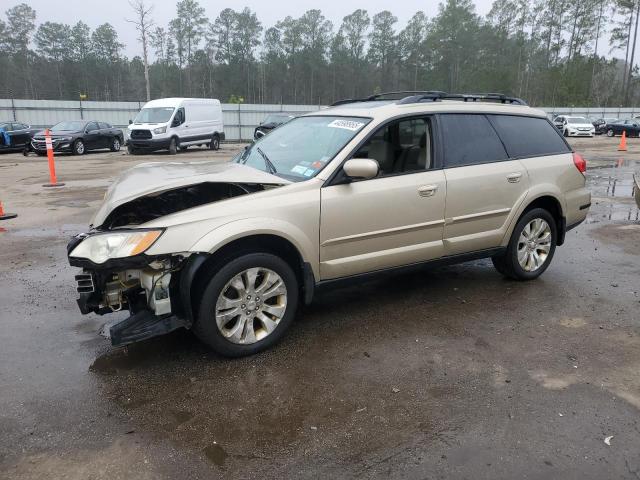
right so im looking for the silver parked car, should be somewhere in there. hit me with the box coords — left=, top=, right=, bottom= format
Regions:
left=68, top=92, right=591, bottom=357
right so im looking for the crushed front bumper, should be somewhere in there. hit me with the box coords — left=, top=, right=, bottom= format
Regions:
left=68, top=235, right=209, bottom=346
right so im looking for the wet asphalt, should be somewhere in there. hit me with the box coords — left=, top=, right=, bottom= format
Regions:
left=0, top=139, right=639, bottom=479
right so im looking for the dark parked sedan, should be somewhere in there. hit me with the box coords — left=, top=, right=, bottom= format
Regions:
left=592, top=117, right=619, bottom=135
left=31, top=120, right=124, bottom=155
left=602, top=119, right=640, bottom=137
left=0, top=121, right=39, bottom=151
left=254, top=114, right=295, bottom=140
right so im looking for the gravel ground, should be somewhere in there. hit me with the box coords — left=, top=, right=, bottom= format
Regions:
left=0, top=137, right=639, bottom=479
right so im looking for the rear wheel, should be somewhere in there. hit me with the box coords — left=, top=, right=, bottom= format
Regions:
left=210, top=134, right=220, bottom=151
left=193, top=253, right=298, bottom=357
left=110, top=137, right=121, bottom=152
left=492, top=208, right=557, bottom=281
left=168, top=137, right=178, bottom=155
left=607, top=129, right=615, bottom=137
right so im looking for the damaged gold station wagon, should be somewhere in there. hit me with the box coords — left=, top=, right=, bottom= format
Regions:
left=68, top=91, right=591, bottom=357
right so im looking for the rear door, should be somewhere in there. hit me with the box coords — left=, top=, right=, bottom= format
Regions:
left=440, top=113, right=529, bottom=255
left=98, top=122, right=112, bottom=148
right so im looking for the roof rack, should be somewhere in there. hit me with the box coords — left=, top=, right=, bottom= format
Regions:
left=330, top=91, right=447, bottom=106
left=331, top=91, right=527, bottom=107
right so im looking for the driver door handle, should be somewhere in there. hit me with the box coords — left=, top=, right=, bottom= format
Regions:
left=418, top=185, right=438, bottom=197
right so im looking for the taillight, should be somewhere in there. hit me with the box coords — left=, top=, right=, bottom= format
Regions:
left=573, top=152, right=586, bottom=174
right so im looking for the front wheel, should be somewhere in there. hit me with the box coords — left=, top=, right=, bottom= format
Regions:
left=563, top=129, right=569, bottom=137
left=607, top=129, right=615, bottom=137
left=110, top=137, right=121, bottom=152
left=492, top=208, right=557, bottom=281
left=73, top=139, right=85, bottom=155
left=194, top=253, right=299, bottom=357
left=127, top=144, right=138, bottom=155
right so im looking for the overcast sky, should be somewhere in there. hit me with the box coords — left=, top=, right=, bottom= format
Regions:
left=16, top=0, right=495, bottom=57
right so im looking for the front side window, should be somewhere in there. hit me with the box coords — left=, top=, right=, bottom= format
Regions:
left=99, top=122, right=111, bottom=129
left=0, top=123, right=13, bottom=131
left=236, top=116, right=370, bottom=182
left=353, top=117, right=433, bottom=175
left=488, top=115, right=570, bottom=158
left=134, top=107, right=175, bottom=124
left=172, top=108, right=185, bottom=126
left=86, top=122, right=99, bottom=132
left=440, top=114, right=508, bottom=167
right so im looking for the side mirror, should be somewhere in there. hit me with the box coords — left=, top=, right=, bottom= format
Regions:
left=129, top=119, right=133, bottom=125
left=343, top=159, right=379, bottom=180
left=255, top=130, right=266, bottom=139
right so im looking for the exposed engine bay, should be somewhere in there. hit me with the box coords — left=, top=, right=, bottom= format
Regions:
left=99, top=182, right=263, bottom=229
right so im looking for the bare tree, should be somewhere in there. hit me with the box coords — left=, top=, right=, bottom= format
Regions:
left=127, top=0, right=154, bottom=101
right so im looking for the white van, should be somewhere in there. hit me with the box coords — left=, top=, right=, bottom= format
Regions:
left=127, top=98, right=225, bottom=154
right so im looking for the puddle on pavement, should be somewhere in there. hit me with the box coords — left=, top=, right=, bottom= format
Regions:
left=586, top=157, right=640, bottom=222
left=204, top=443, right=228, bottom=467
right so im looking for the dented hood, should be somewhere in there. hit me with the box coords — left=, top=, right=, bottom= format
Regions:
left=92, top=160, right=290, bottom=227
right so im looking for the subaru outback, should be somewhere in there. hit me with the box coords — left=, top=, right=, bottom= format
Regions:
left=67, top=92, right=591, bottom=357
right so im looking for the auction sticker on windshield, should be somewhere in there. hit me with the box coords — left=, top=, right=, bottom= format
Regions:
left=328, top=119, right=366, bottom=131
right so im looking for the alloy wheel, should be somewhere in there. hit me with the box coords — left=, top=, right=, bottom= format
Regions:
left=517, top=218, right=552, bottom=272
left=215, top=267, right=287, bottom=345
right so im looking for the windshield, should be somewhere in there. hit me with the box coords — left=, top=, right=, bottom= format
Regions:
left=566, top=117, right=588, bottom=124
left=236, top=116, right=370, bottom=181
left=51, top=121, right=86, bottom=131
left=134, top=107, right=175, bottom=124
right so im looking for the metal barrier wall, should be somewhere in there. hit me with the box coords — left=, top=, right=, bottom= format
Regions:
left=0, top=99, right=323, bottom=142
left=3, top=99, right=640, bottom=141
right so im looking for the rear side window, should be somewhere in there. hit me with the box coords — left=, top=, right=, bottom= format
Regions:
left=488, top=115, right=570, bottom=158
left=99, top=122, right=111, bottom=129
left=440, top=114, right=508, bottom=167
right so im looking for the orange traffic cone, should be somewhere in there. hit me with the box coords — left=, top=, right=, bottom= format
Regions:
left=0, top=200, right=17, bottom=220
left=618, top=131, right=627, bottom=152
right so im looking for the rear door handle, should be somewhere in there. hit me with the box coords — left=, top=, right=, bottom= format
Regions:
left=418, top=185, right=438, bottom=197
left=507, top=173, right=522, bottom=183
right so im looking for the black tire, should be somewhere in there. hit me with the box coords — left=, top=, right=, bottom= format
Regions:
left=127, top=144, right=138, bottom=155
left=168, top=137, right=178, bottom=155
left=180, top=145, right=188, bottom=151
left=193, top=252, right=299, bottom=357
left=209, top=134, right=220, bottom=151
left=72, top=139, right=85, bottom=155
left=110, top=137, right=121, bottom=152
left=563, top=129, right=569, bottom=137
left=492, top=208, right=557, bottom=281
left=607, top=129, right=615, bottom=137
left=36, top=151, right=46, bottom=156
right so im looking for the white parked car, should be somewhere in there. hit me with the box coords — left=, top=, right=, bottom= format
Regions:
left=127, top=98, right=225, bottom=154
left=553, top=116, right=595, bottom=137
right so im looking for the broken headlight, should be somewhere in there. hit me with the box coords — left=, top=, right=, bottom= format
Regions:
left=69, top=230, right=163, bottom=264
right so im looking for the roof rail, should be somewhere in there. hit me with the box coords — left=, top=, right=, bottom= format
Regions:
left=331, top=91, right=528, bottom=107
left=330, top=91, right=448, bottom=106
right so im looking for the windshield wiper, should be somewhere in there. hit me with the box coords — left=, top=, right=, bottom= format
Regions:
left=256, top=147, right=277, bottom=174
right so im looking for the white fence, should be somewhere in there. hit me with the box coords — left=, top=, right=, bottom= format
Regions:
left=3, top=98, right=640, bottom=141
left=0, top=99, right=323, bottom=141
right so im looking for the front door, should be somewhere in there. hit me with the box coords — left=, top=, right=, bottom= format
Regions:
left=320, top=116, right=446, bottom=280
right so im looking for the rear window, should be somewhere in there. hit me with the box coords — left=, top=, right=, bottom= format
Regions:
left=488, top=115, right=570, bottom=158
left=440, top=114, right=508, bottom=167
